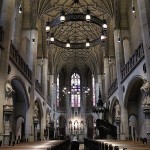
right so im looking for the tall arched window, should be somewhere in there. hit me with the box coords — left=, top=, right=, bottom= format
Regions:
left=92, top=75, right=96, bottom=106
left=71, top=73, right=81, bottom=107
left=56, top=75, right=59, bottom=107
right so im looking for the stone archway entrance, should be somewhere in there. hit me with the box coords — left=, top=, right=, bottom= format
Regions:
left=11, top=79, right=29, bottom=142
left=125, top=77, right=145, bottom=140
left=3, top=78, right=29, bottom=145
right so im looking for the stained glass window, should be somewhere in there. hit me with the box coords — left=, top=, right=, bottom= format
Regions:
left=92, top=75, right=96, bottom=106
left=71, top=73, right=81, bottom=107
left=56, top=75, right=59, bottom=107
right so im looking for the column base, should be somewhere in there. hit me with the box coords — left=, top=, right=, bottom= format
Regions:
left=28, top=134, right=34, bottom=142
left=120, top=133, right=126, bottom=140
left=3, top=134, right=10, bottom=146
left=142, top=105, right=150, bottom=114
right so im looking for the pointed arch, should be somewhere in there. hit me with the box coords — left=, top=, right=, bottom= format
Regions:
left=124, top=75, right=145, bottom=107
left=10, top=76, right=29, bottom=110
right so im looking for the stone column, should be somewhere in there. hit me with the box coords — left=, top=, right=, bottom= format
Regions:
left=42, top=58, right=48, bottom=97
left=36, top=59, right=42, bottom=84
left=114, top=29, right=129, bottom=140
left=50, top=75, right=55, bottom=109
left=49, top=75, right=54, bottom=106
left=46, top=113, right=50, bottom=140
left=95, top=82, right=99, bottom=105
left=123, top=37, right=131, bottom=64
left=11, top=0, right=22, bottom=49
left=111, top=58, right=117, bottom=80
left=0, top=0, right=15, bottom=143
left=137, top=0, right=150, bottom=81
left=142, top=107, right=150, bottom=140
left=114, top=101, right=121, bottom=140
left=115, top=119, right=121, bottom=140
left=24, top=29, right=38, bottom=142
left=53, top=83, right=57, bottom=110
left=3, top=108, right=13, bottom=145
left=140, top=80, right=150, bottom=139
left=21, top=30, right=38, bottom=70
left=104, top=57, right=110, bottom=108
left=41, top=58, right=48, bottom=140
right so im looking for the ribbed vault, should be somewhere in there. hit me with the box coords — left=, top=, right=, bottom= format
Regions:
left=36, top=0, right=115, bottom=75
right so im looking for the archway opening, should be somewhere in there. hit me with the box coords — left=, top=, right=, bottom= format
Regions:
left=126, top=77, right=144, bottom=140
left=11, top=78, right=29, bottom=142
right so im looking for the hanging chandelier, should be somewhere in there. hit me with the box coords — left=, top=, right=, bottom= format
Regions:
left=45, top=0, right=107, bottom=49
left=62, top=84, right=90, bottom=96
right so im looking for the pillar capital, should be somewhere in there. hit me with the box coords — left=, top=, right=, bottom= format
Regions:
left=142, top=105, right=150, bottom=118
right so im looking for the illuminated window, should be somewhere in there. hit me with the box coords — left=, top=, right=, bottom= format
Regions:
left=92, top=75, right=96, bottom=106
left=71, top=73, right=81, bottom=107
left=56, top=75, right=59, bottom=107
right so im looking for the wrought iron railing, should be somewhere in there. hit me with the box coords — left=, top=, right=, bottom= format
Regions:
left=56, top=106, right=66, bottom=112
left=9, top=42, right=32, bottom=82
left=108, top=78, right=118, bottom=97
left=35, top=79, right=44, bottom=96
left=47, top=95, right=51, bottom=107
left=121, top=43, right=144, bottom=81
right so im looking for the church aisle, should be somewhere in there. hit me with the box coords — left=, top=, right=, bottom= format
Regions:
left=0, top=140, right=70, bottom=150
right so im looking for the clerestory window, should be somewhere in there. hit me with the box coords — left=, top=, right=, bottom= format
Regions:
left=71, top=73, right=81, bottom=107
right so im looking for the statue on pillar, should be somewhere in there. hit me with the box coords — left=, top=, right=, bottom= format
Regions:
left=46, top=113, right=50, bottom=126
left=4, top=120, right=10, bottom=135
left=115, top=101, right=121, bottom=120
left=47, top=114, right=50, bottom=123
left=33, top=103, right=39, bottom=118
left=4, top=81, right=15, bottom=107
left=140, top=79, right=150, bottom=106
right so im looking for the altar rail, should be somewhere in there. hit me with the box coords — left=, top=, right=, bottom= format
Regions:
left=121, top=43, right=144, bottom=81
left=9, top=42, right=32, bottom=82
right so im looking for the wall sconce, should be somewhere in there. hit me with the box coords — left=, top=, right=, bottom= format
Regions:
left=19, top=0, right=22, bottom=14
left=86, top=38, right=90, bottom=47
left=109, top=57, right=111, bottom=64
left=101, top=30, right=107, bottom=42
left=103, top=73, right=105, bottom=77
left=66, top=39, right=70, bottom=48
left=118, top=37, right=121, bottom=42
left=32, top=39, right=35, bottom=43
left=117, top=30, right=121, bottom=42
left=60, top=9, right=66, bottom=23
left=46, top=19, right=51, bottom=32
left=132, top=0, right=135, bottom=13
left=19, top=5, right=22, bottom=13
left=86, top=9, right=91, bottom=22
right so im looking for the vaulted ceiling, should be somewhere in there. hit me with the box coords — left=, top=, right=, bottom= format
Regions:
left=36, top=0, right=115, bottom=75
